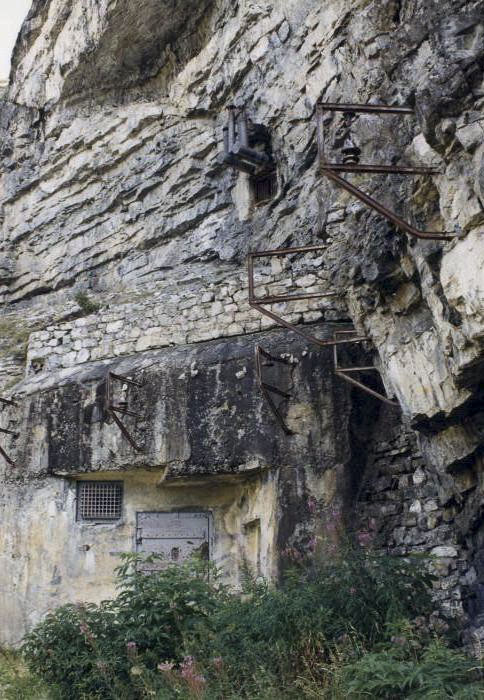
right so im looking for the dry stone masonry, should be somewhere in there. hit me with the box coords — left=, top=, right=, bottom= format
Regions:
left=0, top=0, right=483, bottom=647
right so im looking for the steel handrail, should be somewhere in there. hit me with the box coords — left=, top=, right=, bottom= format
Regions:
left=320, top=166, right=454, bottom=241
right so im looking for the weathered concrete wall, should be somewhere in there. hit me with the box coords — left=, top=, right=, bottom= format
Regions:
left=0, top=0, right=483, bottom=645
left=0, top=470, right=279, bottom=645
left=3, top=327, right=362, bottom=475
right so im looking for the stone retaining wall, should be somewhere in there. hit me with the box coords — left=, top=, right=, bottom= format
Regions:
left=26, top=273, right=347, bottom=374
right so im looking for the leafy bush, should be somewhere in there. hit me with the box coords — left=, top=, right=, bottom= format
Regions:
left=342, top=641, right=484, bottom=698
left=20, top=549, right=484, bottom=699
left=184, top=549, right=437, bottom=696
left=22, top=555, right=219, bottom=699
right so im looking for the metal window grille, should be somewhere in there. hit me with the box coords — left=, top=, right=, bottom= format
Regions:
left=77, top=481, right=123, bottom=521
left=252, top=171, right=277, bottom=203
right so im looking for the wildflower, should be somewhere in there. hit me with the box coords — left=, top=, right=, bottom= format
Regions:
left=349, top=586, right=356, bottom=595
left=357, top=530, right=372, bottom=547
left=157, top=661, right=174, bottom=673
left=130, top=665, right=143, bottom=676
left=178, top=656, right=206, bottom=696
left=180, top=656, right=197, bottom=679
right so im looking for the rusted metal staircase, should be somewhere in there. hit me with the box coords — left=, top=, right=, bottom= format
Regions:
left=248, top=245, right=398, bottom=428
left=247, top=101, right=457, bottom=428
left=316, top=102, right=455, bottom=241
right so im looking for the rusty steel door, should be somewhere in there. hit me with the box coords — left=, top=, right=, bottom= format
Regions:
left=136, top=511, right=211, bottom=570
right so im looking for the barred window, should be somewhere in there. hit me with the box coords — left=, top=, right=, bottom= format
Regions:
left=76, top=481, right=123, bottom=521
left=251, top=171, right=278, bottom=204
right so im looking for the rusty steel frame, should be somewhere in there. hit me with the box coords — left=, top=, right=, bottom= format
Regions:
left=316, top=102, right=454, bottom=241
left=255, top=345, right=294, bottom=435
left=0, top=397, right=18, bottom=466
left=248, top=244, right=366, bottom=348
left=333, top=331, right=399, bottom=407
left=106, top=371, right=144, bottom=452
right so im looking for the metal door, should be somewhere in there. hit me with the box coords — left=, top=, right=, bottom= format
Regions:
left=136, top=511, right=211, bottom=570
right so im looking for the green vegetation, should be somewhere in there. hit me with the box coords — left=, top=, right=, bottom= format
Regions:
left=0, top=317, right=31, bottom=362
left=17, top=550, right=484, bottom=699
left=74, top=291, right=101, bottom=315
left=0, top=647, right=51, bottom=699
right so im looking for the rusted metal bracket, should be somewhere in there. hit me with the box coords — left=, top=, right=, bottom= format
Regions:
left=0, top=397, right=18, bottom=466
left=333, top=330, right=399, bottom=407
left=248, top=248, right=400, bottom=409
left=316, top=102, right=455, bottom=241
left=223, top=106, right=275, bottom=176
left=248, top=244, right=366, bottom=348
left=106, top=371, right=144, bottom=452
left=255, top=345, right=294, bottom=435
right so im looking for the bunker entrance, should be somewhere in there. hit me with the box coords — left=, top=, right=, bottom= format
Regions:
left=135, top=511, right=212, bottom=571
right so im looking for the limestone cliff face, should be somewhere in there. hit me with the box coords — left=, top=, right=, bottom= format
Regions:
left=0, top=0, right=483, bottom=645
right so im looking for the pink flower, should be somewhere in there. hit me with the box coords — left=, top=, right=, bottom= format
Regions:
left=178, top=656, right=206, bottom=696
left=157, top=661, right=174, bottom=673
left=180, top=656, right=197, bottom=678
left=357, top=530, right=372, bottom=547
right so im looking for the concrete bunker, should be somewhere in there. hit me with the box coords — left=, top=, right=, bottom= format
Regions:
left=67, top=468, right=277, bottom=585
left=1, top=327, right=377, bottom=644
